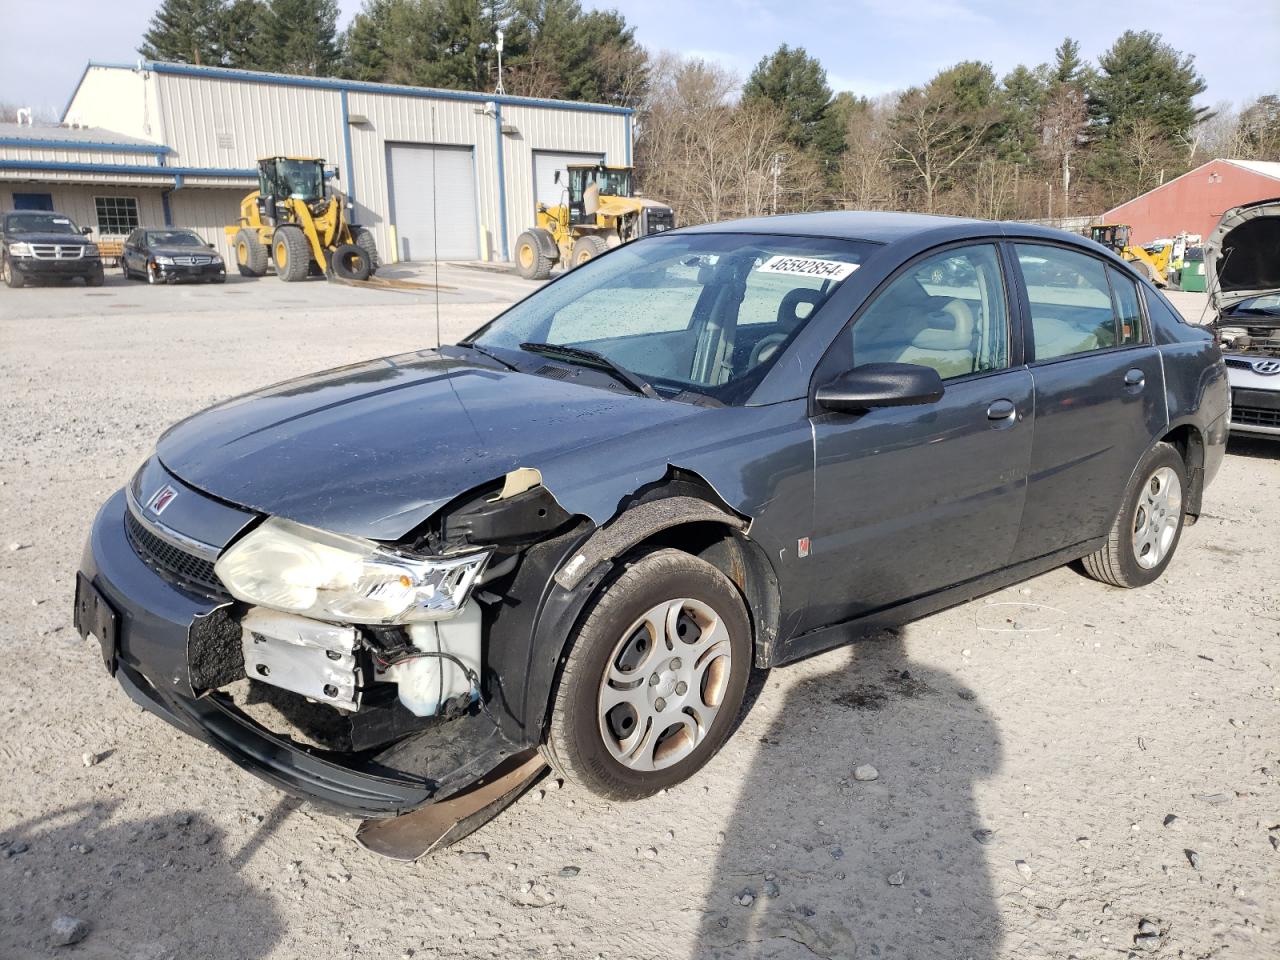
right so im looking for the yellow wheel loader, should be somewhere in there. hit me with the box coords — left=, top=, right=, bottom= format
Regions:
left=226, top=156, right=378, bottom=282
left=514, top=163, right=675, bottom=280
left=1088, top=223, right=1170, bottom=287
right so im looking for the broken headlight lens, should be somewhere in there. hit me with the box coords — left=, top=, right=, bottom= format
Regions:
left=214, top=517, right=489, bottom=624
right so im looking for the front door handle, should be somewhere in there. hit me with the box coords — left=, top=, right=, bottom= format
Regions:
left=986, top=399, right=1016, bottom=421
left=1124, top=368, right=1146, bottom=388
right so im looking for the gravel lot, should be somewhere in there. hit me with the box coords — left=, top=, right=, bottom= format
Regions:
left=0, top=274, right=1276, bottom=960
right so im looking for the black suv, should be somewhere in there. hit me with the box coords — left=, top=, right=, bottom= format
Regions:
left=1, top=210, right=105, bottom=287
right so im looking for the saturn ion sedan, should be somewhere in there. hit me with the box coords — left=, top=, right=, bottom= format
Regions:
left=75, top=212, right=1228, bottom=815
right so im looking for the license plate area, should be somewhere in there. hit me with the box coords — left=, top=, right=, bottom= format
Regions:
left=74, top=572, right=119, bottom=675
left=240, top=608, right=361, bottom=711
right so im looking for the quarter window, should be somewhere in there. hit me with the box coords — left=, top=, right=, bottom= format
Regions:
left=1107, top=267, right=1145, bottom=347
left=850, top=244, right=1009, bottom=379
left=1016, top=244, right=1134, bottom=360
left=94, top=196, right=140, bottom=236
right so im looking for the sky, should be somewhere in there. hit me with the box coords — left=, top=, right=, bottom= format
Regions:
left=2, top=0, right=1276, bottom=117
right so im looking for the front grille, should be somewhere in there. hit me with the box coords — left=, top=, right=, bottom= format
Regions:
left=173, top=255, right=214, bottom=266
left=124, top=510, right=226, bottom=596
left=30, top=244, right=85, bottom=260
left=1233, top=405, right=1280, bottom=429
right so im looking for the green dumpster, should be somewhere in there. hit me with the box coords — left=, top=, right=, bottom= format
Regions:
left=1180, top=247, right=1207, bottom=292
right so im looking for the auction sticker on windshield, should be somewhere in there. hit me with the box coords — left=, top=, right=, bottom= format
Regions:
left=758, top=256, right=859, bottom=281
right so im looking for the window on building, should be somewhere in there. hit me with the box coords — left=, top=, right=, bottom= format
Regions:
left=94, top=196, right=140, bottom=236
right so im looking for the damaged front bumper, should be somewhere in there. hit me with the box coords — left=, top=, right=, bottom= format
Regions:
left=76, top=489, right=520, bottom=818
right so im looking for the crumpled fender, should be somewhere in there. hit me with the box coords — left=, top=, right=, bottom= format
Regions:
left=552, top=495, right=748, bottom=591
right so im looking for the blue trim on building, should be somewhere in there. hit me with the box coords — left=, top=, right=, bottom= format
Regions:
left=99, top=60, right=634, bottom=117
left=340, top=89, right=357, bottom=207
left=494, top=104, right=510, bottom=261
left=0, top=137, right=171, bottom=155
left=0, top=159, right=256, bottom=179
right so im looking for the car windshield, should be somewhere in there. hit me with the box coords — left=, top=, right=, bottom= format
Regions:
left=468, top=233, right=874, bottom=405
left=145, top=230, right=204, bottom=247
left=5, top=213, right=80, bottom=236
left=1230, top=293, right=1280, bottom=316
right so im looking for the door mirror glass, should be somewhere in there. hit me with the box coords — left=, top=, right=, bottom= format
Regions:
left=816, top=362, right=945, bottom=413
left=81, top=226, right=93, bottom=235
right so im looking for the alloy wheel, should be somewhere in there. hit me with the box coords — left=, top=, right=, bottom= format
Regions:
left=1131, top=465, right=1182, bottom=569
left=597, top=597, right=732, bottom=771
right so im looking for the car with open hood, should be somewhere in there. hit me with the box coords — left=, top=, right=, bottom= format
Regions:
left=1205, top=197, right=1280, bottom=438
left=75, top=211, right=1229, bottom=826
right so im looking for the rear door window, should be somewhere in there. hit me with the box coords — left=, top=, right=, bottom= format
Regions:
left=1016, top=244, right=1127, bottom=361
left=1107, top=266, right=1145, bottom=346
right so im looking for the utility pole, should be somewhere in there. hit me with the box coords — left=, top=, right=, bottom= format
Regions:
left=494, top=28, right=505, bottom=96
left=770, top=153, right=783, bottom=216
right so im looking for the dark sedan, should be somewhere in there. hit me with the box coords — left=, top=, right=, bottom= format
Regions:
left=76, top=212, right=1228, bottom=820
left=121, top=227, right=226, bottom=284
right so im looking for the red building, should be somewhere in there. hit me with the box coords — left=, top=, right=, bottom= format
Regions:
left=1102, top=159, right=1280, bottom=244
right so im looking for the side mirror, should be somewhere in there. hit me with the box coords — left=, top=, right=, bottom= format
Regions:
left=554, top=170, right=561, bottom=184
left=81, top=226, right=93, bottom=235
left=815, top=362, right=945, bottom=413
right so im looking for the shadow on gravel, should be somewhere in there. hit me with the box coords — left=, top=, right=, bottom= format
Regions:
left=1226, top=436, right=1279, bottom=461
left=695, top=629, right=1002, bottom=960
left=0, top=801, right=282, bottom=959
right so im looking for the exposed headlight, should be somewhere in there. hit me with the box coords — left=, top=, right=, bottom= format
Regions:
left=214, top=517, right=489, bottom=624
left=153, top=255, right=174, bottom=266
left=8, top=242, right=32, bottom=257
left=1215, top=326, right=1247, bottom=346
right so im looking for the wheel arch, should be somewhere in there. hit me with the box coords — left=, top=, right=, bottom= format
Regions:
left=1158, top=421, right=1207, bottom=522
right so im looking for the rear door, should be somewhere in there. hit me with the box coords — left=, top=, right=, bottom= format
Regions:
left=802, top=242, right=1034, bottom=631
left=1008, top=243, right=1167, bottom=562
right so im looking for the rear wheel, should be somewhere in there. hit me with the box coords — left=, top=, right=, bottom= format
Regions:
left=515, top=230, right=554, bottom=280
left=1081, top=441, right=1187, bottom=588
left=2, top=255, right=23, bottom=288
left=543, top=548, right=751, bottom=800
left=330, top=242, right=372, bottom=281
left=351, top=227, right=379, bottom=277
left=273, top=226, right=311, bottom=282
left=234, top=229, right=269, bottom=277
left=570, top=235, right=608, bottom=268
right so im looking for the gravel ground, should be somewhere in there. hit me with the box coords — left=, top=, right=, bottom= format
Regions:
left=0, top=278, right=1276, bottom=960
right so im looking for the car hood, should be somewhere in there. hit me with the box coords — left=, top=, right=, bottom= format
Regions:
left=5, top=232, right=89, bottom=245
left=156, top=349, right=704, bottom=540
left=1207, top=197, right=1280, bottom=310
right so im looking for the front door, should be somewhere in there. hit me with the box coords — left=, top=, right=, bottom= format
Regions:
left=1008, top=243, right=1167, bottom=562
left=802, top=242, right=1034, bottom=631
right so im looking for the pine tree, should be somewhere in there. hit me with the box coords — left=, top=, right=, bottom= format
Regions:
left=1090, top=30, right=1208, bottom=140
left=742, top=44, right=843, bottom=160
left=251, top=0, right=340, bottom=76
left=139, top=0, right=233, bottom=65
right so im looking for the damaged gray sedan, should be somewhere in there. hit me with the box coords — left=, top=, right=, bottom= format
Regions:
left=76, top=212, right=1228, bottom=831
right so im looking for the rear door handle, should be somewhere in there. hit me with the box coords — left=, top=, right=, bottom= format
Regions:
left=1124, top=369, right=1146, bottom=388
left=986, top=399, right=1016, bottom=421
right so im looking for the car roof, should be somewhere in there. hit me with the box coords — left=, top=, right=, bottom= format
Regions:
left=678, top=210, right=1095, bottom=249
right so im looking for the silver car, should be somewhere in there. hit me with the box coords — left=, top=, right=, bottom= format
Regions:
left=1206, top=198, right=1280, bottom=438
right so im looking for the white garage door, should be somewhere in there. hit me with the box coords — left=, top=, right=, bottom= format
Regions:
left=533, top=150, right=605, bottom=209
left=387, top=143, right=478, bottom=261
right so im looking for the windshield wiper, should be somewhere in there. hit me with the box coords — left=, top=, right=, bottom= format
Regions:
left=520, top=341, right=663, bottom=400
left=459, top=341, right=520, bottom=371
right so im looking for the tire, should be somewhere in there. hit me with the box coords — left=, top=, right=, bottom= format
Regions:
left=543, top=548, right=752, bottom=800
left=351, top=227, right=380, bottom=277
left=272, top=226, right=311, bottom=282
left=234, top=228, right=269, bottom=277
left=570, top=235, right=608, bottom=269
left=121, top=258, right=132, bottom=279
left=1081, top=441, right=1187, bottom=588
left=330, top=242, right=372, bottom=281
left=515, top=230, right=554, bottom=280
left=85, top=266, right=104, bottom=287
left=2, top=254, right=23, bottom=288
left=211, top=273, right=226, bottom=284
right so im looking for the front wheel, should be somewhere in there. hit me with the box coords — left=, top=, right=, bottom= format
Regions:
left=273, top=227, right=311, bottom=282
left=1081, top=441, right=1187, bottom=588
left=570, top=234, right=608, bottom=268
left=543, top=548, right=752, bottom=800
left=2, top=255, right=23, bottom=288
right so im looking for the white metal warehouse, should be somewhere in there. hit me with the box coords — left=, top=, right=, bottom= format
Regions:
left=0, top=60, right=633, bottom=265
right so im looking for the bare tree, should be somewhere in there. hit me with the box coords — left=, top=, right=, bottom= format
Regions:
left=838, top=96, right=899, bottom=210
left=1037, top=83, right=1088, bottom=216
left=888, top=85, right=996, bottom=214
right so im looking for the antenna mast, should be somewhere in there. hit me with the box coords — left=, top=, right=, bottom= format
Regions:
left=494, top=29, right=505, bottom=96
